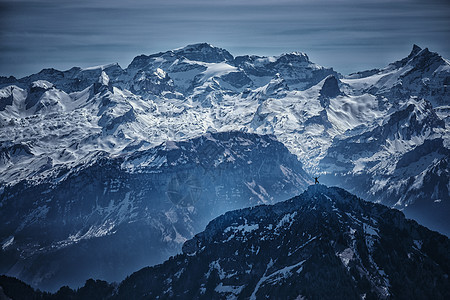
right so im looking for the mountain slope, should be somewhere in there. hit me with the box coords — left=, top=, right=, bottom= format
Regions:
left=116, top=185, right=450, bottom=299
left=319, top=96, right=449, bottom=235
left=0, top=131, right=310, bottom=291
left=1, top=185, right=448, bottom=299
left=319, top=45, right=450, bottom=235
left=345, top=44, right=450, bottom=107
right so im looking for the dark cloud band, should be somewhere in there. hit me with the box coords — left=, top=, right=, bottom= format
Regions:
left=1, top=0, right=449, bottom=77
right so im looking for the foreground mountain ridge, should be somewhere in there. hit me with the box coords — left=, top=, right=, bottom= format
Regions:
left=1, top=185, right=448, bottom=299
left=118, top=185, right=448, bottom=299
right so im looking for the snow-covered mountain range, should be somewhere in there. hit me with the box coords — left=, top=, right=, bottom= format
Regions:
left=0, top=43, right=449, bottom=290
left=0, top=131, right=310, bottom=291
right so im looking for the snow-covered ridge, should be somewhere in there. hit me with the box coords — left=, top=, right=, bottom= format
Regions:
left=0, top=45, right=448, bottom=210
left=0, top=43, right=447, bottom=169
left=0, top=44, right=448, bottom=210
left=128, top=185, right=449, bottom=299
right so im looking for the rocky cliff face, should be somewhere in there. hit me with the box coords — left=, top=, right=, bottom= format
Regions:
left=0, top=131, right=310, bottom=291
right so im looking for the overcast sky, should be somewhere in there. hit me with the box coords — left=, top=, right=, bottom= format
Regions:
left=1, top=0, right=449, bottom=77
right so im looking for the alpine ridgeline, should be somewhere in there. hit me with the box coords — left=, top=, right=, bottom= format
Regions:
left=0, top=43, right=449, bottom=290
left=1, top=185, right=448, bottom=299
left=118, top=185, right=449, bottom=299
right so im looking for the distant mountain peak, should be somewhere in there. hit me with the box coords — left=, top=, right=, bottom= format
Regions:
left=171, top=42, right=234, bottom=63
left=179, top=42, right=216, bottom=50
left=319, top=75, right=341, bottom=107
left=410, top=44, right=422, bottom=57
left=276, top=51, right=310, bottom=63
left=391, top=44, right=442, bottom=70
left=98, top=71, right=110, bottom=86
left=127, top=43, right=235, bottom=70
left=320, top=75, right=341, bottom=98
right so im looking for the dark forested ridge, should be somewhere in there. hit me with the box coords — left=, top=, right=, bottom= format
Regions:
left=1, top=185, right=449, bottom=299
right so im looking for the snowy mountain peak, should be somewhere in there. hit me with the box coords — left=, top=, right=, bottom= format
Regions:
left=98, top=71, right=110, bottom=86
left=171, top=43, right=234, bottom=63
left=409, top=46, right=446, bottom=69
left=31, top=80, right=54, bottom=90
left=177, top=42, right=218, bottom=51
left=276, top=51, right=310, bottom=63
left=392, top=44, right=444, bottom=71
left=343, top=44, right=449, bottom=107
